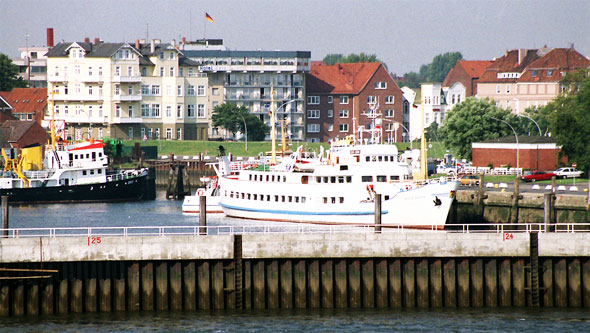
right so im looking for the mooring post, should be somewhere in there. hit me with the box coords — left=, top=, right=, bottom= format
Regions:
left=475, top=174, right=486, bottom=219
left=1, top=196, right=8, bottom=237
left=510, top=176, right=522, bottom=224
left=374, top=193, right=382, bottom=233
left=199, top=196, right=207, bottom=235
left=234, top=234, right=243, bottom=309
left=544, top=193, right=554, bottom=232
left=529, top=232, right=540, bottom=307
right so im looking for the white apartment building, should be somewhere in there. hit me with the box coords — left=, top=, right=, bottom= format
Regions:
left=46, top=39, right=208, bottom=141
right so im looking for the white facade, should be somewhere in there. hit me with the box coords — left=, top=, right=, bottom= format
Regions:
left=12, top=46, right=50, bottom=88
left=420, top=83, right=446, bottom=129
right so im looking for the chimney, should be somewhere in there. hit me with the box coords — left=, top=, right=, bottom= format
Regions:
left=94, top=37, right=100, bottom=44
left=518, top=48, right=527, bottom=65
left=150, top=39, right=155, bottom=54
left=171, top=39, right=176, bottom=47
left=84, top=37, right=90, bottom=43
left=135, top=39, right=140, bottom=49
left=46, top=28, right=54, bottom=47
left=182, top=37, right=186, bottom=44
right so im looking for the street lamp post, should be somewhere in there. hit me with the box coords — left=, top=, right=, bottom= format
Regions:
left=237, top=113, right=247, bottom=151
left=489, top=116, right=519, bottom=171
left=517, top=113, right=541, bottom=170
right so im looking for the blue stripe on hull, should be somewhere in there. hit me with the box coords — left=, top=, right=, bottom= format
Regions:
left=220, top=203, right=388, bottom=216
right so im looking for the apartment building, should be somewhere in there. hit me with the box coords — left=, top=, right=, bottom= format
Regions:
left=11, top=28, right=54, bottom=89
left=46, top=39, right=208, bottom=141
left=182, top=46, right=311, bottom=141
left=305, top=62, right=404, bottom=143
left=0, top=88, right=47, bottom=124
left=442, top=60, right=493, bottom=110
left=477, top=46, right=589, bottom=113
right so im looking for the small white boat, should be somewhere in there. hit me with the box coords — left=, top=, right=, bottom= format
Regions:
left=182, top=176, right=222, bottom=214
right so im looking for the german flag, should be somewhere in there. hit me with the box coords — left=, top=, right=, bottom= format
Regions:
left=205, top=12, right=214, bottom=23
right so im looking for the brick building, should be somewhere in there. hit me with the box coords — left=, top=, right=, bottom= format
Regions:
left=472, top=136, right=564, bottom=171
left=305, top=62, right=404, bottom=142
left=443, top=60, right=493, bottom=108
left=0, top=88, right=47, bottom=124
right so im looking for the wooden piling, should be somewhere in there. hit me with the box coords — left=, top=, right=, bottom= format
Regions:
left=99, top=262, right=112, bottom=312
left=127, top=262, right=140, bottom=311
left=443, top=259, right=457, bottom=307
left=233, top=235, right=243, bottom=310
left=542, top=258, right=554, bottom=307
left=499, top=259, right=511, bottom=306
left=169, top=261, right=182, bottom=310
left=403, top=259, right=415, bottom=308
left=583, top=258, right=590, bottom=307
left=57, top=262, right=68, bottom=314
left=280, top=260, right=293, bottom=309
left=267, top=260, right=279, bottom=309
left=529, top=233, right=540, bottom=307
left=554, top=258, right=567, bottom=307
left=183, top=261, right=196, bottom=311
left=113, top=261, right=126, bottom=312
left=12, top=280, right=24, bottom=316
left=510, top=176, right=520, bottom=223
left=197, top=261, right=211, bottom=310
left=429, top=259, right=443, bottom=308
left=321, top=259, right=334, bottom=308
left=568, top=259, right=582, bottom=307
left=70, top=262, right=83, bottom=313
left=26, top=280, right=39, bottom=316
left=141, top=261, right=154, bottom=311
left=457, top=259, right=470, bottom=307
left=243, top=260, right=252, bottom=309
left=224, top=260, right=236, bottom=310
left=334, top=259, right=348, bottom=308
left=252, top=260, right=265, bottom=309
left=85, top=262, right=97, bottom=312
left=41, top=267, right=54, bottom=315
left=348, top=260, right=361, bottom=308
left=0, top=278, right=8, bottom=316
left=308, top=259, right=320, bottom=308
left=155, top=261, right=168, bottom=311
left=375, top=259, right=388, bottom=308
left=361, top=259, right=375, bottom=308
left=374, top=194, right=382, bottom=233
left=212, top=261, right=224, bottom=310
left=484, top=259, right=498, bottom=307
left=1, top=196, right=8, bottom=237
left=471, top=259, right=484, bottom=307
left=389, top=259, right=402, bottom=308
left=294, top=259, right=306, bottom=308
left=199, top=196, right=207, bottom=235
left=416, top=259, right=429, bottom=308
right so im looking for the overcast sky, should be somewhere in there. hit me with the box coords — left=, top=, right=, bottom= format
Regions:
left=1, top=0, right=588, bottom=75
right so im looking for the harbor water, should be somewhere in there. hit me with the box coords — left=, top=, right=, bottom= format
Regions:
left=2, top=191, right=590, bottom=331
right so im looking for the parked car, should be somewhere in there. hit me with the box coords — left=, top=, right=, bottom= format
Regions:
left=520, top=170, right=556, bottom=182
left=554, top=167, right=583, bottom=179
left=460, top=175, right=480, bottom=186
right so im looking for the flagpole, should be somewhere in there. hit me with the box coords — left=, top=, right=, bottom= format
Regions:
left=204, top=12, right=206, bottom=40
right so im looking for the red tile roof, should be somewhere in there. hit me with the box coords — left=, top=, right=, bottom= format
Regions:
left=0, top=88, right=47, bottom=115
left=479, top=49, right=540, bottom=83
left=307, top=61, right=382, bottom=94
left=518, top=47, right=590, bottom=82
left=456, top=60, right=493, bottom=78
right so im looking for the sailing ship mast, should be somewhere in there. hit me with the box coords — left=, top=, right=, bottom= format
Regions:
left=270, top=86, right=277, bottom=164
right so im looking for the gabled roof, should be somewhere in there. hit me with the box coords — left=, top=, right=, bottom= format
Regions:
left=0, top=88, right=47, bottom=114
left=518, top=47, right=590, bottom=82
left=479, top=49, right=540, bottom=83
left=457, top=60, right=493, bottom=78
left=0, top=120, right=36, bottom=142
left=46, top=42, right=141, bottom=58
left=306, top=62, right=383, bottom=94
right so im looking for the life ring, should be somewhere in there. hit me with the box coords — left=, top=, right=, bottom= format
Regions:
left=197, top=189, right=205, bottom=196
left=405, top=185, right=411, bottom=191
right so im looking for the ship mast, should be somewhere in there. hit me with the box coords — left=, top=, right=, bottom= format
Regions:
left=270, top=86, right=277, bottom=164
left=50, top=90, right=56, bottom=149
left=413, top=103, right=428, bottom=180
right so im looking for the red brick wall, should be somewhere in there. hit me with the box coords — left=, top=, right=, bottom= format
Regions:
left=472, top=147, right=565, bottom=170
left=443, top=66, right=476, bottom=97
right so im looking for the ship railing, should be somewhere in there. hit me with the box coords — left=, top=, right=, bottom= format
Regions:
left=106, top=170, right=143, bottom=182
left=23, top=170, right=54, bottom=179
left=2, top=223, right=590, bottom=238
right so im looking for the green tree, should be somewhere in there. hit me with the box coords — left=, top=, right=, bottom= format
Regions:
left=543, top=69, right=590, bottom=171
left=322, top=53, right=387, bottom=69
left=399, top=52, right=463, bottom=88
left=0, top=53, right=27, bottom=91
left=211, top=103, right=269, bottom=141
left=425, top=122, right=439, bottom=142
left=438, top=97, right=515, bottom=160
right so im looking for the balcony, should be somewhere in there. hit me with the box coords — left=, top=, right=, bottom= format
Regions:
left=112, top=116, right=143, bottom=124
left=112, top=75, right=142, bottom=83
left=51, top=93, right=103, bottom=102
left=79, top=75, right=105, bottom=83
left=113, top=93, right=142, bottom=102
left=47, top=74, right=67, bottom=82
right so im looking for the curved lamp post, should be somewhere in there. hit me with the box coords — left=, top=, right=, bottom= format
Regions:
left=489, top=116, right=519, bottom=170
left=236, top=113, right=248, bottom=151
left=517, top=113, right=541, bottom=136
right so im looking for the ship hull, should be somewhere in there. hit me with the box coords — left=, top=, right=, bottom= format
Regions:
left=0, top=173, right=153, bottom=204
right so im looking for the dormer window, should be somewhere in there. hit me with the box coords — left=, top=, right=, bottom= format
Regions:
left=169, top=52, right=175, bottom=60
left=547, top=69, right=553, bottom=76
left=532, top=69, right=538, bottom=77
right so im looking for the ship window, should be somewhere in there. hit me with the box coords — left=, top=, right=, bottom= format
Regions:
left=366, top=156, right=370, bottom=162
left=281, top=195, right=285, bottom=202
left=362, top=176, right=373, bottom=182
left=384, top=195, right=390, bottom=200
left=295, top=197, right=299, bottom=203
left=339, top=197, right=344, bottom=203
left=241, top=193, right=245, bottom=199
left=377, top=175, right=387, bottom=182
left=86, top=154, right=90, bottom=159
left=390, top=175, right=399, bottom=181
left=247, top=193, right=251, bottom=200
left=288, top=196, right=292, bottom=202
left=323, top=176, right=329, bottom=183
left=266, top=175, right=269, bottom=181
left=90, top=170, right=95, bottom=175
left=346, top=176, right=352, bottom=183
left=355, top=156, right=360, bottom=162
left=331, top=197, right=336, bottom=204
left=323, top=197, right=327, bottom=204
left=98, top=169, right=102, bottom=174
left=230, top=191, right=234, bottom=198
left=249, top=175, right=253, bottom=181
left=283, top=176, right=286, bottom=182
left=378, top=156, right=383, bottom=162
left=315, top=176, right=321, bottom=183
left=301, top=197, right=306, bottom=203
left=267, top=195, right=271, bottom=201
left=82, top=170, right=87, bottom=175
left=384, top=156, right=389, bottom=162
left=337, top=176, right=343, bottom=183
left=331, top=176, right=336, bottom=183
left=371, top=156, right=377, bottom=162
left=302, top=176, right=309, bottom=184
left=253, top=194, right=257, bottom=200
left=92, top=152, right=96, bottom=161
left=340, top=165, right=348, bottom=171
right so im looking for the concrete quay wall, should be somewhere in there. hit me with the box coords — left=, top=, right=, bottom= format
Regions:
left=2, top=232, right=590, bottom=263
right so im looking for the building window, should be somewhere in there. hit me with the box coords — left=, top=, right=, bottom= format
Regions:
left=187, top=85, right=195, bottom=96
left=177, top=105, right=183, bottom=118
left=115, top=105, right=121, bottom=117
left=128, top=105, right=134, bottom=118
left=179, top=68, right=184, bottom=77
left=328, top=96, right=333, bottom=104
left=151, top=104, right=160, bottom=117
left=148, top=128, right=153, bottom=138
left=197, top=104, right=206, bottom=118
left=177, top=85, right=182, bottom=96
left=374, top=81, right=387, bottom=89
left=307, top=96, right=319, bottom=104
left=197, top=85, right=206, bottom=96
left=547, top=69, right=553, bottom=76
left=166, top=105, right=172, bottom=117
left=160, top=67, right=164, bottom=77
left=367, top=95, right=376, bottom=104
left=141, top=67, right=147, bottom=76
left=307, top=110, right=320, bottom=119
left=532, top=69, right=538, bottom=77
left=385, top=109, right=394, bottom=117
left=403, top=101, right=409, bottom=115
left=128, top=85, right=133, bottom=95
left=98, top=105, right=103, bottom=117
left=328, top=124, right=333, bottom=131
left=141, top=104, right=150, bottom=117
left=141, top=85, right=149, bottom=95
left=177, top=128, right=182, bottom=140
left=115, top=66, right=120, bottom=76
left=129, top=127, right=133, bottom=139
left=212, top=88, right=219, bottom=96
left=114, top=84, right=120, bottom=95
left=187, top=104, right=195, bottom=117
left=496, top=85, right=501, bottom=94
left=340, top=96, right=349, bottom=104
left=307, top=124, right=319, bottom=133
left=88, top=105, right=93, bottom=117
left=385, top=96, right=394, bottom=104
left=151, top=85, right=160, bottom=95
left=339, top=110, right=349, bottom=118
left=339, top=124, right=349, bottom=132
left=88, top=85, right=93, bottom=95
left=166, top=128, right=172, bottom=139
left=328, top=110, right=333, bottom=118
left=169, top=67, right=174, bottom=77
left=88, top=67, right=93, bottom=76
left=506, top=85, right=510, bottom=94
left=128, top=66, right=133, bottom=76
left=156, top=128, right=160, bottom=139
left=141, top=128, right=145, bottom=138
